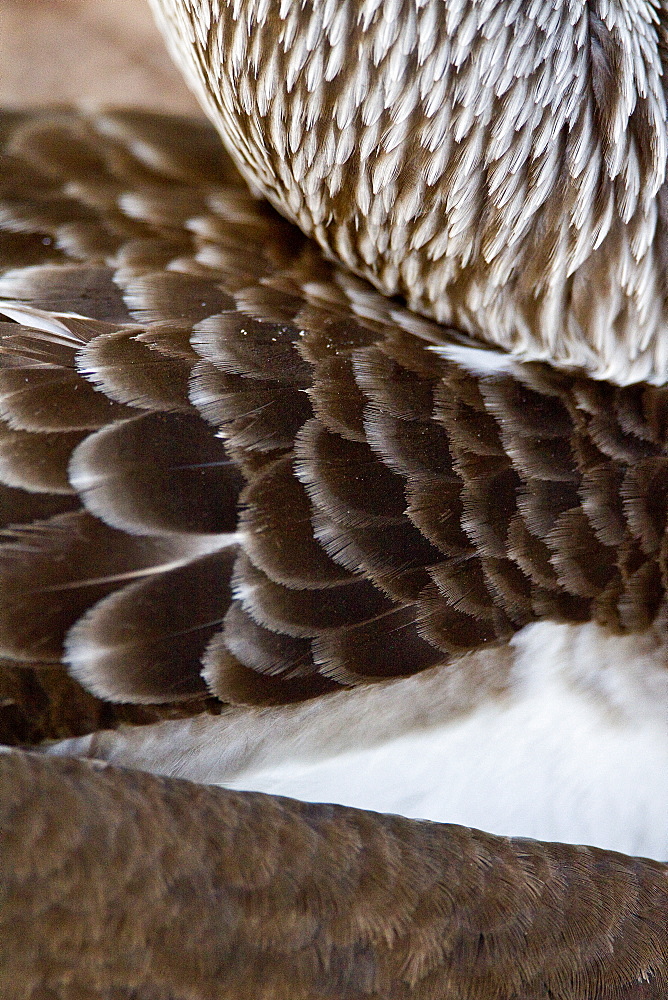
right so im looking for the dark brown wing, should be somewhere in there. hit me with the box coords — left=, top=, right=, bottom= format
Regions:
left=1, top=749, right=667, bottom=1000
left=1, top=109, right=668, bottom=746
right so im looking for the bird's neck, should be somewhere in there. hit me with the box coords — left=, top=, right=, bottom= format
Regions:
left=150, top=0, right=668, bottom=384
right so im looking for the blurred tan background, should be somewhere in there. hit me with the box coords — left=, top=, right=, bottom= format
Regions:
left=0, top=0, right=200, bottom=112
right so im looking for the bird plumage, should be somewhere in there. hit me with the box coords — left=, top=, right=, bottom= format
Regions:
left=151, top=0, right=668, bottom=384
left=4, top=0, right=668, bottom=994
left=4, top=749, right=668, bottom=1000
left=4, top=109, right=668, bottom=728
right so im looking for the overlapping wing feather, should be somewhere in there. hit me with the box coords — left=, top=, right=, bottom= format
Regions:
left=1, top=111, right=668, bottom=742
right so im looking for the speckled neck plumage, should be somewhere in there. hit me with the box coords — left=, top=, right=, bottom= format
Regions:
left=150, top=0, right=668, bottom=384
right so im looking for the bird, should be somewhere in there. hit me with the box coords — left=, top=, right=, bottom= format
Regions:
left=3, top=0, right=668, bottom=996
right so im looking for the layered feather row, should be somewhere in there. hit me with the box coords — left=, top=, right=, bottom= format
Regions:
left=2, top=110, right=668, bottom=745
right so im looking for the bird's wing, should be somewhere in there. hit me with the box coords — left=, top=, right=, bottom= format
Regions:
left=0, top=109, right=666, bottom=745
left=2, top=748, right=668, bottom=1000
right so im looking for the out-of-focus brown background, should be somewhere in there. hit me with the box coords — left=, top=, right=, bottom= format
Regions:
left=0, top=0, right=200, bottom=112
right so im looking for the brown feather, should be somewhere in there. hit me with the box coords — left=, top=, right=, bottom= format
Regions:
left=0, top=510, right=214, bottom=663
left=66, top=549, right=236, bottom=703
left=68, top=410, right=243, bottom=536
